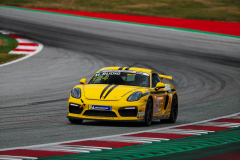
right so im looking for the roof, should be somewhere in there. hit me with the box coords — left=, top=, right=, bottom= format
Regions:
left=99, top=66, right=155, bottom=74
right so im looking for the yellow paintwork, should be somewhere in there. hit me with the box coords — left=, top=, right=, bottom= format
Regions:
left=68, top=66, right=178, bottom=121
left=158, top=74, right=172, bottom=80
left=79, top=78, right=86, bottom=84
left=156, top=82, right=165, bottom=88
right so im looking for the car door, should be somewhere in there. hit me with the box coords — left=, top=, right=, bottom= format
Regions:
left=150, top=73, right=168, bottom=119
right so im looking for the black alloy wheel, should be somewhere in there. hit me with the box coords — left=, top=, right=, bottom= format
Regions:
left=161, top=94, right=178, bottom=123
left=144, top=98, right=153, bottom=126
left=69, top=118, right=83, bottom=124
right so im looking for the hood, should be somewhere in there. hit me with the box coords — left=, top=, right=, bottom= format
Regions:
left=83, top=84, right=140, bottom=100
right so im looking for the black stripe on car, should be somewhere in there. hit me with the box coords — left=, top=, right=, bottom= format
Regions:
left=125, top=67, right=131, bottom=70
left=118, top=67, right=124, bottom=70
left=100, top=84, right=112, bottom=99
left=150, top=91, right=166, bottom=94
left=150, top=89, right=176, bottom=94
left=104, top=85, right=119, bottom=99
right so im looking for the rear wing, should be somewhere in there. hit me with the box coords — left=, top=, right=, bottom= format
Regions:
left=158, top=74, right=172, bottom=82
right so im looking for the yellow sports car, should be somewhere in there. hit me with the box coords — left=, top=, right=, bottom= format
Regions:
left=67, top=66, right=178, bottom=126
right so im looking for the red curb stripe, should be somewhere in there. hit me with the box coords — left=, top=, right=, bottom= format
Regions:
left=13, top=49, right=36, bottom=52
left=7, top=34, right=26, bottom=39
left=211, top=118, right=240, bottom=123
left=123, top=132, right=193, bottom=139
left=18, top=43, right=39, bottom=46
left=0, top=149, right=76, bottom=157
left=174, top=125, right=232, bottom=131
left=7, top=6, right=240, bottom=37
left=195, top=150, right=240, bottom=160
left=61, top=140, right=142, bottom=148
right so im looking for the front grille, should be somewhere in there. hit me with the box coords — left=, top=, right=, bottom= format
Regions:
left=69, top=104, right=83, bottom=114
left=118, top=107, right=138, bottom=117
left=83, top=110, right=117, bottom=117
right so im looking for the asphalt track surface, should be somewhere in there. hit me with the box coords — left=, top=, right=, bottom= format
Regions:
left=0, top=7, right=240, bottom=149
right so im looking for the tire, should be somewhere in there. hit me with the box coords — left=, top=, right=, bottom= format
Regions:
left=161, top=94, right=178, bottom=123
left=69, top=118, right=83, bottom=124
left=144, top=98, right=153, bottom=126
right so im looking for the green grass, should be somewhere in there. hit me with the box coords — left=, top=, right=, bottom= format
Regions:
left=0, top=33, right=23, bottom=65
left=0, top=54, right=24, bottom=64
left=0, top=33, right=18, bottom=53
left=0, top=0, right=240, bottom=22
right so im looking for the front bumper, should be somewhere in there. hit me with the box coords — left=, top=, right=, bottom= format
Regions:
left=68, top=98, right=147, bottom=121
left=67, top=116, right=145, bottom=122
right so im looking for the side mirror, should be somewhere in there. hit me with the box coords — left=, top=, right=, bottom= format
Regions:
left=79, top=78, right=86, bottom=84
left=155, top=82, right=165, bottom=90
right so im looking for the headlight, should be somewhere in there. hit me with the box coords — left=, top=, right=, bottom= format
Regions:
left=71, top=88, right=81, bottom=98
left=127, top=91, right=142, bottom=101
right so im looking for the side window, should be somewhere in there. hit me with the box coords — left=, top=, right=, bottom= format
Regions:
left=152, top=74, right=160, bottom=87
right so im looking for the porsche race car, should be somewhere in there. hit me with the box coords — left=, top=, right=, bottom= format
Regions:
left=68, top=66, right=178, bottom=126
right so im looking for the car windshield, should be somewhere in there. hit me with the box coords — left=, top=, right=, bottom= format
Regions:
left=88, top=70, right=150, bottom=87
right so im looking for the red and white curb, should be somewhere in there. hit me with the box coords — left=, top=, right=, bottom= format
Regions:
left=0, top=112, right=240, bottom=159
left=0, top=30, right=43, bottom=68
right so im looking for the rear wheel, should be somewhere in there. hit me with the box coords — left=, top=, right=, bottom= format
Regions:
left=161, top=94, right=178, bottom=123
left=144, top=98, right=153, bottom=126
left=69, top=118, right=83, bottom=124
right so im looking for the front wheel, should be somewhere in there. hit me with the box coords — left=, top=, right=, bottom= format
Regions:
left=69, top=118, right=83, bottom=124
left=144, top=98, right=153, bottom=126
left=161, top=94, right=178, bottom=123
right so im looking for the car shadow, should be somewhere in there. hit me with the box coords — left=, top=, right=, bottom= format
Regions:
left=69, top=120, right=163, bottom=127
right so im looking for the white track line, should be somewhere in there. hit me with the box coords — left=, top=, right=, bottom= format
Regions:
left=15, top=46, right=39, bottom=49
left=0, top=155, right=37, bottom=160
left=0, top=112, right=239, bottom=152
left=15, top=39, right=35, bottom=43
left=198, top=122, right=240, bottom=127
left=30, top=147, right=90, bottom=153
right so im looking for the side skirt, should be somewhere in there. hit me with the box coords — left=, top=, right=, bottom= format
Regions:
left=152, top=114, right=170, bottom=120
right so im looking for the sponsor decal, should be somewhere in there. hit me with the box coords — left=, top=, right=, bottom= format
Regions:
left=89, top=105, right=112, bottom=111
left=154, top=97, right=161, bottom=112
left=154, top=101, right=159, bottom=112
left=165, top=84, right=172, bottom=92
left=99, top=70, right=149, bottom=76
left=138, top=112, right=145, bottom=116
left=95, top=72, right=120, bottom=76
